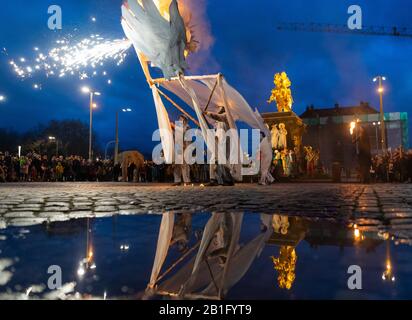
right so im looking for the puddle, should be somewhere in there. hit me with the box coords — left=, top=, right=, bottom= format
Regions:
left=0, top=212, right=411, bottom=300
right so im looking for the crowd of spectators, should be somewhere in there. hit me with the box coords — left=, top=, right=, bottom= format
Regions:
left=0, top=151, right=211, bottom=183
left=1, top=148, right=412, bottom=184
left=370, top=148, right=412, bottom=183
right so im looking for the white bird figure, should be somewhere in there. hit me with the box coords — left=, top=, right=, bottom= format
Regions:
left=121, top=0, right=189, bottom=79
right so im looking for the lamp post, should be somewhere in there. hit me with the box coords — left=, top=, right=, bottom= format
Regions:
left=105, top=140, right=116, bottom=160
left=48, top=136, right=59, bottom=156
left=114, top=108, right=132, bottom=164
left=82, top=86, right=101, bottom=161
left=373, top=76, right=387, bottom=153
left=372, top=122, right=381, bottom=154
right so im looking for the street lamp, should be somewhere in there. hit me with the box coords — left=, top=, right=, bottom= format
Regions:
left=114, top=108, right=132, bottom=164
left=81, top=86, right=101, bottom=161
left=48, top=136, right=59, bottom=156
left=0, top=95, right=6, bottom=102
left=372, top=122, right=381, bottom=154
left=373, top=76, right=387, bottom=153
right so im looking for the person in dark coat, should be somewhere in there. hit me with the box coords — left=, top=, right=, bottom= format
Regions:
left=353, top=124, right=372, bottom=183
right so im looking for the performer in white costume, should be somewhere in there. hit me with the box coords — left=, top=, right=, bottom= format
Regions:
left=172, top=114, right=191, bottom=185
left=204, top=106, right=234, bottom=186
left=259, top=131, right=275, bottom=185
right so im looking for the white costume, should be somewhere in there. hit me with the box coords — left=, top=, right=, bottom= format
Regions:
left=278, top=123, right=287, bottom=150
left=259, top=135, right=275, bottom=185
left=173, top=120, right=190, bottom=184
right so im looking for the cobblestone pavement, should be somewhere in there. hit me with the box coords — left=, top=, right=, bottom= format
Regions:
left=0, top=182, right=412, bottom=240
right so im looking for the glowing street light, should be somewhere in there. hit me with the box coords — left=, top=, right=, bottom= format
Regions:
left=373, top=76, right=387, bottom=153
left=81, top=86, right=101, bottom=160
left=0, top=95, right=5, bottom=102
left=48, top=136, right=59, bottom=155
left=114, top=108, right=133, bottom=164
left=372, top=122, right=381, bottom=153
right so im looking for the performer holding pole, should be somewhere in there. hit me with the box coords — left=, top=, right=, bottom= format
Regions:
left=204, top=106, right=234, bottom=186
left=172, top=114, right=191, bottom=186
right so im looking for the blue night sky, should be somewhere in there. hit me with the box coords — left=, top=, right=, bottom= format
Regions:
left=1, top=0, right=411, bottom=155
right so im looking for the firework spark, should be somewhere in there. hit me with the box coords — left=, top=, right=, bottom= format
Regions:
left=10, top=35, right=132, bottom=80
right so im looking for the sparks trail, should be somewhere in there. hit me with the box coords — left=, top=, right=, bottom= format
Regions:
left=9, top=35, right=132, bottom=80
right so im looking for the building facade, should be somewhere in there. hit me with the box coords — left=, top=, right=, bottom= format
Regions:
left=300, top=102, right=409, bottom=172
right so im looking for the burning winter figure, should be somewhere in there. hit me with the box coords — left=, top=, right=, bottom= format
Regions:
left=122, top=0, right=272, bottom=185
left=121, top=0, right=196, bottom=79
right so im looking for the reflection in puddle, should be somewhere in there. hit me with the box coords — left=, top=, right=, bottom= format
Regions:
left=0, top=211, right=411, bottom=300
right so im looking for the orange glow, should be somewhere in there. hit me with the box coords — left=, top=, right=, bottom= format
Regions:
left=378, top=87, right=384, bottom=93
left=354, top=228, right=361, bottom=240
left=350, top=121, right=356, bottom=135
left=87, top=249, right=94, bottom=262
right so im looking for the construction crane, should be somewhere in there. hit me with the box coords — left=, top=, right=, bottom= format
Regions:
left=277, top=22, right=412, bottom=39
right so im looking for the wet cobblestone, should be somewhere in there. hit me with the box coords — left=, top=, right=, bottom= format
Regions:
left=0, top=182, right=410, bottom=232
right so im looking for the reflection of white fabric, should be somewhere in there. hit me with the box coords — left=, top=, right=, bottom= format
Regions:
left=148, top=213, right=175, bottom=288
left=121, top=0, right=187, bottom=79
left=151, top=213, right=273, bottom=298
left=151, top=85, right=174, bottom=164
left=202, top=214, right=272, bottom=296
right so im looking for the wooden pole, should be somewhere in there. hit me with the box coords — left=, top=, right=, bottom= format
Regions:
left=152, top=74, right=220, bottom=84
left=156, top=88, right=200, bottom=127
left=204, top=79, right=219, bottom=112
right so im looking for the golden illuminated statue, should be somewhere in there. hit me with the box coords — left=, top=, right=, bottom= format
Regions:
left=268, top=72, right=293, bottom=112
left=271, top=246, right=297, bottom=290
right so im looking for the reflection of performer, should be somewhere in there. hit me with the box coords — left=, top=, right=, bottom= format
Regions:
left=170, top=213, right=192, bottom=252
left=172, top=115, right=191, bottom=186
left=146, top=212, right=273, bottom=300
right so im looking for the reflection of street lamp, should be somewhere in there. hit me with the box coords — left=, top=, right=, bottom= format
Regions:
left=353, top=224, right=364, bottom=241
left=382, top=238, right=395, bottom=282
left=114, top=108, right=132, bottom=164
left=48, top=136, right=59, bottom=156
left=77, top=217, right=96, bottom=278
left=81, top=86, right=101, bottom=161
left=373, top=76, right=387, bottom=153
